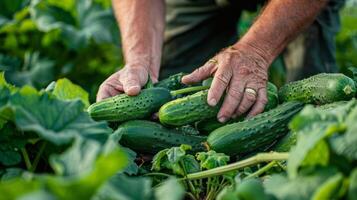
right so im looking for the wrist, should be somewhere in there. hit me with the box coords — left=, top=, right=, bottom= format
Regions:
left=232, top=41, right=273, bottom=70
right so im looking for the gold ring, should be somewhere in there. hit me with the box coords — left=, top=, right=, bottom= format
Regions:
left=245, top=88, right=257, bottom=97
left=208, top=58, right=218, bottom=65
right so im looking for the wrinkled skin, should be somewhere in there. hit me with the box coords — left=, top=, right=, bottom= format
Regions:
left=182, top=44, right=269, bottom=122
left=96, top=62, right=158, bottom=101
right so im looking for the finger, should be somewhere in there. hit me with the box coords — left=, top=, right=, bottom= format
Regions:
left=247, top=88, right=268, bottom=118
left=182, top=62, right=215, bottom=84
left=207, top=64, right=232, bottom=106
left=122, top=71, right=142, bottom=96
left=96, top=88, right=111, bottom=102
left=217, top=80, right=245, bottom=122
left=96, top=85, right=116, bottom=102
left=235, top=87, right=258, bottom=116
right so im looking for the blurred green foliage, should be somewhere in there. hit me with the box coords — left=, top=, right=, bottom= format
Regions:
left=336, top=4, right=357, bottom=72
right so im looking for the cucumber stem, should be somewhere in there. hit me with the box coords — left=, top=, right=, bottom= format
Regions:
left=185, top=152, right=289, bottom=180
left=21, top=148, right=32, bottom=170
left=170, top=85, right=210, bottom=96
left=245, top=161, right=277, bottom=179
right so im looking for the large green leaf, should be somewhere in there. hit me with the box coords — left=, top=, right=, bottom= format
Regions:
left=0, top=147, right=128, bottom=200
left=93, top=174, right=154, bottom=200
left=30, top=0, right=119, bottom=50
left=154, top=178, right=185, bottom=200
left=265, top=167, right=338, bottom=200
left=331, top=105, right=357, bottom=161
left=4, top=52, right=56, bottom=89
left=9, top=86, right=111, bottom=146
left=52, top=78, right=89, bottom=108
left=287, top=123, right=341, bottom=178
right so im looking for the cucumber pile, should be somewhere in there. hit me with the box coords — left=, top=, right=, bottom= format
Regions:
left=88, top=72, right=357, bottom=156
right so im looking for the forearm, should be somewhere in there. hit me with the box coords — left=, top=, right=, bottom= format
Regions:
left=112, top=0, right=165, bottom=68
left=236, top=0, right=327, bottom=66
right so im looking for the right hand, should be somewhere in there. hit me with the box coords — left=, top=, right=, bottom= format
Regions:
left=96, top=63, right=158, bottom=102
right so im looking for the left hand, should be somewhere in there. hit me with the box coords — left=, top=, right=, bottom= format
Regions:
left=182, top=43, right=270, bottom=123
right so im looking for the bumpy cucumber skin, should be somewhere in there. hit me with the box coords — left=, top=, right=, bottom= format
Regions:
left=155, top=72, right=187, bottom=90
left=88, top=88, right=171, bottom=122
left=278, top=73, right=356, bottom=105
left=117, top=120, right=206, bottom=154
left=207, top=101, right=304, bottom=156
left=196, top=82, right=279, bottom=133
left=159, top=90, right=220, bottom=126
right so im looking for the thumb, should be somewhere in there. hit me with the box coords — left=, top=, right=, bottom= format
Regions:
left=123, top=72, right=143, bottom=96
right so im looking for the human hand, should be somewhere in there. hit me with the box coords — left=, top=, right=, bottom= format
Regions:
left=182, top=44, right=270, bottom=122
left=96, top=62, right=158, bottom=102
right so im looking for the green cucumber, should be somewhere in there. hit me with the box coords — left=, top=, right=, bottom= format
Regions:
left=272, top=131, right=297, bottom=152
left=196, top=82, right=279, bottom=133
left=160, top=82, right=279, bottom=127
left=155, top=72, right=187, bottom=90
left=117, top=120, right=206, bottom=154
left=88, top=86, right=208, bottom=122
left=278, top=73, right=356, bottom=105
left=206, top=101, right=304, bottom=156
left=159, top=89, right=218, bottom=126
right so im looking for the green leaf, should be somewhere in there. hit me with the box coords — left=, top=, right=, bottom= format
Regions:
left=289, top=100, right=355, bottom=132
left=311, top=173, right=344, bottom=200
left=0, top=123, right=27, bottom=167
left=348, top=168, right=357, bottom=200
left=0, top=86, right=12, bottom=128
left=331, top=106, right=357, bottom=161
left=52, top=78, right=89, bottom=108
left=166, top=144, right=191, bottom=163
left=49, top=136, right=103, bottom=176
left=265, top=167, right=338, bottom=200
left=0, top=147, right=128, bottom=199
left=30, top=0, right=119, bottom=50
left=4, top=52, right=56, bottom=89
left=154, top=177, right=185, bottom=200
left=287, top=123, right=343, bottom=178
left=196, top=150, right=230, bottom=170
left=93, top=174, right=153, bottom=200
left=216, top=185, right=239, bottom=200
left=151, top=149, right=169, bottom=172
left=151, top=145, right=200, bottom=176
left=10, top=86, right=111, bottom=146
left=47, top=147, right=128, bottom=199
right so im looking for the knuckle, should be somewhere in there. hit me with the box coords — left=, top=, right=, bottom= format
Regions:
left=238, top=104, right=249, bottom=113
left=259, top=97, right=268, bottom=105
left=227, top=87, right=243, bottom=99
left=216, top=73, right=230, bottom=85
left=246, top=93, right=257, bottom=101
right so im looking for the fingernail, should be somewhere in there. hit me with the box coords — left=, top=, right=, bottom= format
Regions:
left=127, top=86, right=140, bottom=95
left=208, top=98, right=217, bottom=106
left=218, top=117, right=227, bottom=123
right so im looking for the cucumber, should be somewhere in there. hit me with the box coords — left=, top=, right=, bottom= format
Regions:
left=160, top=82, right=279, bottom=127
left=278, top=73, right=356, bottom=105
left=88, top=88, right=172, bottom=122
left=88, top=86, right=209, bottom=122
left=117, top=120, right=206, bottom=154
left=159, top=89, right=219, bottom=126
left=155, top=72, right=187, bottom=90
left=272, top=131, right=297, bottom=152
left=206, top=101, right=304, bottom=156
left=196, top=82, right=279, bottom=133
